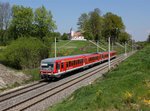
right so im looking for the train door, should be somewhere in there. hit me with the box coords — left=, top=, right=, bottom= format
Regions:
left=84, top=58, right=87, bottom=65
left=60, top=62, right=66, bottom=72
left=56, top=62, right=60, bottom=73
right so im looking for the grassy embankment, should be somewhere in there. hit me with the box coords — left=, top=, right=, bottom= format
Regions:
left=48, top=44, right=150, bottom=111
left=50, top=40, right=130, bottom=57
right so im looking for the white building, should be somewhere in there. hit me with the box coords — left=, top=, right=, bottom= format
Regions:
left=69, top=28, right=86, bottom=41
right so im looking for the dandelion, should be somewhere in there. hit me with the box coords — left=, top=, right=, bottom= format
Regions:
left=143, top=80, right=150, bottom=88
left=143, top=98, right=150, bottom=105
left=96, top=89, right=103, bottom=97
left=123, top=91, right=133, bottom=104
left=94, top=89, right=103, bottom=103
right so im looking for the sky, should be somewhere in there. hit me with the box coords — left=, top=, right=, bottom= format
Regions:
left=1, top=0, right=150, bottom=41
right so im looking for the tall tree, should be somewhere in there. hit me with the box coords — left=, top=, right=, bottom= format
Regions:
left=147, top=34, right=150, bottom=43
left=61, top=33, right=68, bottom=40
left=0, top=2, right=11, bottom=30
left=9, top=5, right=33, bottom=39
left=89, top=8, right=103, bottom=41
left=77, top=13, right=89, bottom=32
left=34, top=6, right=57, bottom=40
left=103, top=12, right=125, bottom=43
left=118, top=32, right=131, bottom=44
left=77, top=8, right=103, bottom=41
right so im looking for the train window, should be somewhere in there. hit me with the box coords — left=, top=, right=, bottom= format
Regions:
left=61, top=63, right=64, bottom=68
left=74, top=61, right=75, bottom=65
left=79, top=59, right=82, bottom=64
left=76, top=60, right=78, bottom=65
left=56, top=63, right=60, bottom=70
left=81, top=59, right=83, bottom=64
left=66, top=62, right=68, bottom=68
left=73, top=61, right=75, bottom=65
left=69, top=61, right=71, bottom=66
left=71, top=61, right=74, bottom=66
left=41, top=62, right=54, bottom=70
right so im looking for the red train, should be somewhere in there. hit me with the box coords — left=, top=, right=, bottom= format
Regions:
left=40, top=51, right=117, bottom=80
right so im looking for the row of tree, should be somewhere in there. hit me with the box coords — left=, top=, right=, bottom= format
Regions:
left=77, top=8, right=132, bottom=44
left=0, top=2, right=132, bottom=46
left=0, top=2, right=59, bottom=45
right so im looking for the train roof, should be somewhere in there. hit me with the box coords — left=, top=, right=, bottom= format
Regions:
left=41, top=53, right=92, bottom=63
left=41, top=51, right=116, bottom=63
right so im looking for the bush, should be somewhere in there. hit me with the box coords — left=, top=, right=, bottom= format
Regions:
left=2, top=37, right=49, bottom=69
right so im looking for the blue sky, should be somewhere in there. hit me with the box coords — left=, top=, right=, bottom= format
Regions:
left=1, top=0, right=150, bottom=41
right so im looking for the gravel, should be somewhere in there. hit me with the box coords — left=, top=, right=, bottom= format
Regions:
left=0, top=64, right=30, bottom=90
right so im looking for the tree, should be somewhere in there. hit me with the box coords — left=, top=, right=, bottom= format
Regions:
left=77, top=13, right=89, bottom=32
left=9, top=5, right=33, bottom=39
left=0, top=2, right=11, bottom=45
left=77, top=8, right=103, bottom=41
left=89, top=9, right=103, bottom=41
left=0, top=2, right=11, bottom=30
left=103, top=12, right=125, bottom=43
left=118, top=32, right=131, bottom=44
left=61, top=33, right=68, bottom=40
left=34, top=6, right=57, bottom=40
left=147, top=34, right=150, bottom=43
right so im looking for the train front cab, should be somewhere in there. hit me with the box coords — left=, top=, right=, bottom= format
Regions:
left=40, top=61, right=56, bottom=80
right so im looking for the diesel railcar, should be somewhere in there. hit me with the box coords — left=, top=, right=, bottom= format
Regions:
left=40, top=51, right=117, bottom=80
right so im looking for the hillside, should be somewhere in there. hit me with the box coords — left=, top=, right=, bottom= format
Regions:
left=0, top=47, right=30, bottom=91
left=48, top=44, right=150, bottom=111
left=50, top=40, right=129, bottom=57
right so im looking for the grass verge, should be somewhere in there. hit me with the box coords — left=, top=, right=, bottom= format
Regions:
left=47, top=44, right=150, bottom=111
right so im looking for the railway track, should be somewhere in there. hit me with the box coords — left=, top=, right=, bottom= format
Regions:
left=0, top=52, right=134, bottom=111
left=0, top=80, right=48, bottom=102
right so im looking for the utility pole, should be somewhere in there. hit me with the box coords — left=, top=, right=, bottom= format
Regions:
left=124, top=42, right=127, bottom=56
left=108, top=37, right=110, bottom=70
left=55, top=37, right=56, bottom=58
left=132, top=39, right=133, bottom=53
left=97, top=41, right=99, bottom=53
left=112, top=42, right=113, bottom=50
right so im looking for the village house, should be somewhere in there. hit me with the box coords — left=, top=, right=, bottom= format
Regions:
left=69, top=28, right=86, bottom=41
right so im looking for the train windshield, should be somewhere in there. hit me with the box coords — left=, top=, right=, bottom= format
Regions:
left=41, top=62, right=54, bottom=70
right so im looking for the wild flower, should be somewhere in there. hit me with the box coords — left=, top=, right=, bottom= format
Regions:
left=94, top=89, right=103, bottom=104
left=145, top=80, right=150, bottom=88
left=143, top=98, right=150, bottom=105
left=123, top=91, right=133, bottom=104
left=96, top=89, right=103, bottom=99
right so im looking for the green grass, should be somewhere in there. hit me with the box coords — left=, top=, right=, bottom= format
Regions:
left=47, top=44, right=150, bottom=111
left=50, top=40, right=130, bottom=57
left=50, top=40, right=98, bottom=57
left=23, top=68, right=40, bottom=81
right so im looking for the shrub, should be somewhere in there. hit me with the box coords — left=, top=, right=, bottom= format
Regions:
left=3, top=37, right=48, bottom=69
